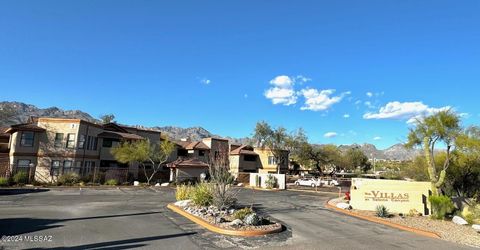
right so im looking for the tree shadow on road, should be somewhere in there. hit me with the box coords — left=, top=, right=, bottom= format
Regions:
left=0, top=211, right=162, bottom=236
left=24, top=233, right=197, bottom=250
left=0, top=188, right=49, bottom=196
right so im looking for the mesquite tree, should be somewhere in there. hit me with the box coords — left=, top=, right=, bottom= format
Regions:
left=111, top=139, right=175, bottom=185
left=406, top=110, right=461, bottom=195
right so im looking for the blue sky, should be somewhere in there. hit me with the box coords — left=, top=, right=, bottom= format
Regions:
left=0, top=1, right=479, bottom=149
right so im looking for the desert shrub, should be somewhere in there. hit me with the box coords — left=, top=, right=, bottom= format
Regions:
left=462, top=203, right=480, bottom=224
left=0, top=177, right=9, bottom=186
left=429, top=195, right=455, bottom=220
left=233, top=207, right=254, bottom=220
left=209, top=151, right=238, bottom=209
left=176, top=185, right=194, bottom=201
left=191, top=182, right=213, bottom=206
left=265, top=174, right=278, bottom=189
left=375, top=205, right=390, bottom=218
left=57, top=173, right=80, bottom=186
left=13, top=171, right=28, bottom=185
left=408, top=208, right=421, bottom=217
left=105, top=179, right=118, bottom=186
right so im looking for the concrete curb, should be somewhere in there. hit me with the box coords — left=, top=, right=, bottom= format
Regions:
left=243, top=186, right=283, bottom=192
left=325, top=199, right=441, bottom=239
left=167, top=203, right=283, bottom=237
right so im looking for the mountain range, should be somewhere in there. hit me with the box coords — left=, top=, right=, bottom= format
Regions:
left=0, top=101, right=418, bottom=160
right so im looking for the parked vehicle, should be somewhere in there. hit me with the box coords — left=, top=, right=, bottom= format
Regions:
left=294, top=178, right=321, bottom=187
left=320, top=179, right=340, bottom=186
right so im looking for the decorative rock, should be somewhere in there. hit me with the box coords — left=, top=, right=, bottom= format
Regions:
left=229, top=219, right=243, bottom=226
left=154, top=183, right=160, bottom=187
left=215, top=217, right=226, bottom=224
left=161, top=182, right=170, bottom=187
left=228, top=209, right=235, bottom=215
left=133, top=181, right=140, bottom=186
left=244, top=213, right=261, bottom=226
left=452, top=216, right=469, bottom=225
left=336, top=203, right=351, bottom=210
left=237, top=183, right=244, bottom=187
left=174, top=200, right=192, bottom=207
left=472, top=224, right=480, bottom=233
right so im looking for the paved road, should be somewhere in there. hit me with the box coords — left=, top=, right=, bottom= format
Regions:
left=0, top=187, right=476, bottom=250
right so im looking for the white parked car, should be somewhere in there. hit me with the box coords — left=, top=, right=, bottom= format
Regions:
left=320, top=179, right=340, bottom=186
left=294, top=178, right=321, bottom=187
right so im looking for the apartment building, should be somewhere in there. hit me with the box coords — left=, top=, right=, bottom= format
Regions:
left=5, top=118, right=161, bottom=183
left=229, top=144, right=290, bottom=177
left=168, top=137, right=229, bottom=182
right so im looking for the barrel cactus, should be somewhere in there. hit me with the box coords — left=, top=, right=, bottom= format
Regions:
left=244, top=213, right=262, bottom=226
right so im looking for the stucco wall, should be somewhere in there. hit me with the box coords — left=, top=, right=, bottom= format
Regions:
left=349, top=178, right=432, bottom=215
left=249, top=173, right=286, bottom=189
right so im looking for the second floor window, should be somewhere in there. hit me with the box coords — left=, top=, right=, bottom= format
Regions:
left=78, top=134, right=86, bottom=149
left=54, top=133, right=64, bottom=148
left=20, top=131, right=34, bottom=147
left=66, top=133, right=76, bottom=149
left=244, top=155, right=256, bottom=162
left=268, top=156, right=277, bottom=165
left=198, top=150, right=205, bottom=156
left=102, top=138, right=113, bottom=148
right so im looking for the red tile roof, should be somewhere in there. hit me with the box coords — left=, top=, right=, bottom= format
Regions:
left=230, top=145, right=258, bottom=156
left=5, top=123, right=46, bottom=133
left=167, top=157, right=209, bottom=168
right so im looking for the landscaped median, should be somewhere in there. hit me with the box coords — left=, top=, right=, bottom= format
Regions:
left=167, top=200, right=283, bottom=237
left=326, top=198, right=480, bottom=248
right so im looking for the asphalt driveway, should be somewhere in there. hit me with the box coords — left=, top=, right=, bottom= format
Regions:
left=0, top=187, right=476, bottom=250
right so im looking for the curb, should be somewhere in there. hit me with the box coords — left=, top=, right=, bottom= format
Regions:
left=287, top=188, right=343, bottom=196
left=244, top=186, right=284, bottom=192
left=167, top=204, right=283, bottom=237
left=325, top=200, right=441, bottom=239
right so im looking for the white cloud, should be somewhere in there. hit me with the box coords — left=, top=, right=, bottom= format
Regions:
left=264, top=75, right=297, bottom=105
left=296, top=75, right=312, bottom=83
left=366, top=92, right=373, bottom=98
left=364, top=101, right=376, bottom=109
left=324, top=132, right=338, bottom=138
left=355, top=100, right=362, bottom=105
left=363, top=101, right=451, bottom=124
left=200, top=78, right=211, bottom=85
left=244, top=94, right=248, bottom=98
left=300, top=88, right=349, bottom=111
left=373, top=136, right=382, bottom=141
left=343, top=114, right=350, bottom=118
left=459, top=112, right=470, bottom=118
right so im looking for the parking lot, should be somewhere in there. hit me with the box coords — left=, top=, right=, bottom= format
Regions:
left=0, top=187, right=475, bottom=250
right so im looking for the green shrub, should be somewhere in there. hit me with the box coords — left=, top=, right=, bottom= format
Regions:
left=428, top=195, right=455, bottom=220
left=265, top=174, right=277, bottom=189
left=375, top=205, right=390, bottom=218
left=191, top=182, right=213, bottom=206
left=462, top=204, right=480, bottom=224
left=105, top=179, right=118, bottom=186
left=13, top=171, right=28, bottom=185
left=0, top=177, right=9, bottom=186
left=176, top=185, right=193, bottom=201
left=57, top=173, right=80, bottom=186
left=233, top=207, right=254, bottom=220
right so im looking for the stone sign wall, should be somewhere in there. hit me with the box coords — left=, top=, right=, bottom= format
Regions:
left=349, top=178, right=432, bottom=215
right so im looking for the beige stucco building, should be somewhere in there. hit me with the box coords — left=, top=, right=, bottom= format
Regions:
left=4, top=118, right=162, bottom=183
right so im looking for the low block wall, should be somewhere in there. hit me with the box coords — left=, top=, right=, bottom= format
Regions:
left=249, top=173, right=286, bottom=190
left=349, top=178, right=432, bottom=215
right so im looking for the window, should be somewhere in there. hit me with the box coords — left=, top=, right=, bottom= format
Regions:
left=198, top=150, right=205, bottom=156
left=86, top=136, right=98, bottom=150
left=82, top=161, right=95, bottom=175
left=244, top=155, right=256, bottom=162
left=66, top=133, right=76, bottom=149
left=78, top=134, right=86, bottom=149
left=63, top=160, right=73, bottom=173
left=20, top=131, right=34, bottom=147
left=177, top=149, right=188, bottom=157
left=102, top=138, right=113, bottom=148
left=54, top=133, right=64, bottom=148
left=51, top=160, right=61, bottom=176
left=268, top=156, right=277, bottom=165
left=17, top=159, right=31, bottom=170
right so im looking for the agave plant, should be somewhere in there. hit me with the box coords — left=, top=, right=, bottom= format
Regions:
left=375, top=205, right=390, bottom=218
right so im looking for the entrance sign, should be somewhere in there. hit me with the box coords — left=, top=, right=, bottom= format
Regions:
left=350, top=178, right=431, bottom=215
